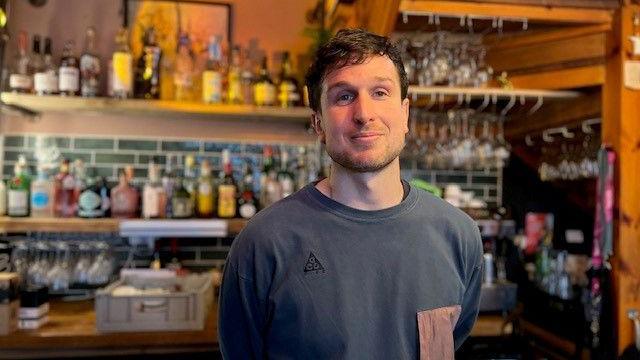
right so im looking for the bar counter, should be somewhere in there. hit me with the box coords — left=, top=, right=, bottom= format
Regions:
left=0, top=298, right=507, bottom=359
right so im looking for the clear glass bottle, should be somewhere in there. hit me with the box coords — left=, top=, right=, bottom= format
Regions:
left=142, top=161, right=166, bottom=218
left=171, top=177, right=193, bottom=219
left=80, top=27, right=101, bottom=97
left=253, top=56, right=275, bottom=106
left=30, top=165, right=53, bottom=218
left=34, top=38, right=58, bottom=95
left=29, top=34, right=44, bottom=77
left=9, top=31, right=33, bottom=93
left=196, top=159, right=215, bottom=218
left=58, top=40, right=80, bottom=96
left=277, top=51, right=300, bottom=108
left=112, top=27, right=133, bottom=99
left=202, top=35, right=224, bottom=104
left=277, top=148, right=295, bottom=198
left=134, top=27, right=162, bottom=99
left=162, top=154, right=176, bottom=217
left=259, top=145, right=281, bottom=209
left=217, top=149, right=237, bottom=218
left=226, top=45, right=243, bottom=104
left=174, top=32, right=194, bottom=101
left=238, top=162, right=258, bottom=219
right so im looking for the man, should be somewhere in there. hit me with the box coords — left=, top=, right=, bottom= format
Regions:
left=219, top=29, right=483, bottom=359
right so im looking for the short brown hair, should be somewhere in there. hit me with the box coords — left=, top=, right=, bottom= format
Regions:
left=305, top=28, right=409, bottom=113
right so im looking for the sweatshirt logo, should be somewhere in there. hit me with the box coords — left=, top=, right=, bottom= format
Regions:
left=303, top=252, right=325, bottom=274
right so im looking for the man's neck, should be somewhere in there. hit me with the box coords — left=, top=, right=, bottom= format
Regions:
left=315, top=159, right=404, bottom=211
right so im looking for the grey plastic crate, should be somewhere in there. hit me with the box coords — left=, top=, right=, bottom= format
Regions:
left=95, top=272, right=214, bottom=332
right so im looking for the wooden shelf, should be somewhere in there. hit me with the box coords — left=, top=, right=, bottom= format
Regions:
left=407, top=86, right=581, bottom=99
left=0, top=92, right=312, bottom=123
left=0, top=217, right=248, bottom=236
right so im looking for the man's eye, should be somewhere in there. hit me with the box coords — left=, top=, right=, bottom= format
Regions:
left=336, top=93, right=354, bottom=104
left=374, top=90, right=389, bottom=97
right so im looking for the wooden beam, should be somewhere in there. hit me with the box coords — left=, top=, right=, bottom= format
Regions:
left=399, top=0, right=614, bottom=24
left=485, top=23, right=612, bottom=51
left=504, top=92, right=601, bottom=140
left=355, top=0, right=401, bottom=36
left=602, top=5, right=640, bottom=355
left=486, top=32, right=607, bottom=73
left=509, top=65, right=606, bottom=89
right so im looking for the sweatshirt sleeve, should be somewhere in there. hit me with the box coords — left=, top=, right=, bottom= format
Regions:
left=453, top=225, right=483, bottom=350
left=218, top=260, right=267, bottom=359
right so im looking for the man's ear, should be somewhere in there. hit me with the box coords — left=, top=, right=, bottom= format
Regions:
left=401, top=97, right=410, bottom=134
left=312, top=113, right=326, bottom=143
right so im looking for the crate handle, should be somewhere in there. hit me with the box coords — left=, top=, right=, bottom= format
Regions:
left=137, top=299, right=168, bottom=313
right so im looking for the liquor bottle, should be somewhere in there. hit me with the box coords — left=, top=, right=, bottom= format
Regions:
left=80, top=27, right=101, bottom=97
left=34, top=38, right=58, bottom=95
left=52, top=159, right=76, bottom=217
left=7, top=155, right=30, bottom=217
left=112, top=27, right=133, bottom=99
left=110, top=167, right=139, bottom=218
left=217, top=149, right=237, bottom=218
left=98, top=176, right=111, bottom=218
left=277, top=149, right=295, bottom=198
left=29, top=35, right=44, bottom=78
left=259, top=146, right=281, bottom=208
left=0, top=179, right=6, bottom=216
left=195, top=159, right=215, bottom=218
left=295, top=146, right=309, bottom=191
left=238, top=162, right=258, bottom=219
left=134, top=27, right=162, bottom=99
left=174, top=32, right=194, bottom=101
left=9, top=31, right=33, bottom=93
left=226, top=45, right=243, bottom=104
left=240, top=48, right=254, bottom=105
left=183, top=154, right=197, bottom=199
left=78, top=168, right=104, bottom=218
left=162, top=154, right=176, bottom=217
left=142, top=162, right=166, bottom=218
left=253, top=56, right=276, bottom=106
left=277, top=51, right=301, bottom=108
left=202, top=35, right=224, bottom=104
left=172, top=176, right=193, bottom=219
left=30, top=166, right=53, bottom=218
left=58, top=40, right=80, bottom=96
left=72, top=159, right=86, bottom=211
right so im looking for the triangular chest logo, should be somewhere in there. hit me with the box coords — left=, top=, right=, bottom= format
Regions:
left=303, top=252, right=325, bottom=274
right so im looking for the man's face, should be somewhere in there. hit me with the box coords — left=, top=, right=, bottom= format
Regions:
left=314, top=55, right=409, bottom=173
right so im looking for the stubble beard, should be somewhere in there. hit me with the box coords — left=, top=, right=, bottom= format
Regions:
left=326, top=140, right=405, bottom=173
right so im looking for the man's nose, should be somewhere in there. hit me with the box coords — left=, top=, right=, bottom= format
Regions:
left=353, top=94, right=375, bottom=124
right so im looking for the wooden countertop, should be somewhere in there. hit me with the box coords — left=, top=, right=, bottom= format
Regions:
left=0, top=300, right=506, bottom=359
left=0, top=300, right=218, bottom=359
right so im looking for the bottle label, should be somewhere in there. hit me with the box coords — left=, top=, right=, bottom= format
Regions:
left=172, top=197, right=193, bottom=218
left=80, top=54, right=101, bottom=97
left=59, top=66, right=80, bottom=92
left=197, top=182, right=214, bottom=216
left=254, top=83, right=276, bottom=106
left=34, top=71, right=59, bottom=94
left=217, top=184, right=236, bottom=217
left=9, top=74, right=32, bottom=90
left=239, top=202, right=256, bottom=219
left=143, top=187, right=159, bottom=218
left=111, top=190, right=135, bottom=217
left=278, top=82, right=300, bottom=106
left=227, top=72, right=242, bottom=103
left=112, top=52, right=133, bottom=93
left=198, top=182, right=211, bottom=196
left=202, top=70, right=222, bottom=103
left=31, top=191, right=50, bottom=209
left=7, top=190, right=28, bottom=216
left=79, top=190, right=102, bottom=211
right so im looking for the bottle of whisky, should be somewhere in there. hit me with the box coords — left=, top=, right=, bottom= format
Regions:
left=253, top=56, right=275, bottom=106
left=80, top=27, right=100, bottom=97
left=112, top=27, right=133, bottom=99
left=202, top=35, right=224, bottom=104
left=217, top=149, right=237, bottom=218
left=9, top=31, right=33, bottom=93
left=58, top=40, right=80, bottom=96
left=226, top=45, right=243, bottom=104
left=134, top=27, right=162, bottom=99
left=196, top=159, right=215, bottom=218
left=34, top=38, right=58, bottom=95
left=277, top=51, right=301, bottom=108
left=110, top=167, right=139, bottom=218
left=174, top=32, right=195, bottom=101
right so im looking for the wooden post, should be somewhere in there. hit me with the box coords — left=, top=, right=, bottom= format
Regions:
left=602, top=5, right=640, bottom=355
